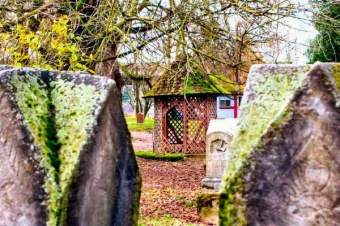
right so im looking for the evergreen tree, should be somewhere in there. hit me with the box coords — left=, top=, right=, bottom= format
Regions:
left=307, top=1, right=340, bottom=62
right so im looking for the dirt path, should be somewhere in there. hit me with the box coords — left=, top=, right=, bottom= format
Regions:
left=131, top=131, right=154, bottom=151
left=137, top=156, right=210, bottom=224
left=130, top=131, right=210, bottom=224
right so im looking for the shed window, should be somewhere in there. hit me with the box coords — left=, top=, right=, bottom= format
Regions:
left=219, top=98, right=233, bottom=109
left=220, top=99, right=231, bottom=107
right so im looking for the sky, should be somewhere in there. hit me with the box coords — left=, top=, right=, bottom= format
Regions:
left=282, top=16, right=317, bottom=63
left=283, top=0, right=318, bottom=63
left=117, top=0, right=319, bottom=65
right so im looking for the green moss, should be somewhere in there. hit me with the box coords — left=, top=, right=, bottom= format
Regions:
left=45, top=114, right=61, bottom=182
left=209, top=74, right=240, bottom=93
left=10, top=73, right=61, bottom=225
left=144, top=68, right=241, bottom=97
left=184, top=72, right=239, bottom=95
left=9, top=72, right=107, bottom=226
left=133, top=170, right=142, bottom=223
left=135, top=150, right=184, bottom=161
left=185, top=72, right=217, bottom=94
left=44, top=98, right=62, bottom=178
left=332, top=63, right=340, bottom=90
left=51, top=79, right=106, bottom=224
left=197, top=193, right=219, bottom=209
left=219, top=66, right=311, bottom=225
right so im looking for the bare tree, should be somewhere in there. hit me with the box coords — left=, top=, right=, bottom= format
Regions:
left=0, top=0, right=330, bottom=88
left=121, top=62, right=158, bottom=117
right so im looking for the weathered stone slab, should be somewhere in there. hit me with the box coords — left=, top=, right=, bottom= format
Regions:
left=197, top=193, right=220, bottom=225
left=202, top=118, right=238, bottom=190
left=220, top=63, right=340, bottom=225
left=0, top=67, right=141, bottom=225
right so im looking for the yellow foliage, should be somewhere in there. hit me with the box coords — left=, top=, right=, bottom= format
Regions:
left=0, top=16, right=89, bottom=72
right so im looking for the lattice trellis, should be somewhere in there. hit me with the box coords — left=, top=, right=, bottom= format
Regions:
left=207, top=97, right=217, bottom=119
left=166, top=107, right=184, bottom=144
left=153, top=95, right=217, bottom=154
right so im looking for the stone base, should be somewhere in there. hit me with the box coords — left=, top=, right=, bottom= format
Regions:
left=202, top=178, right=221, bottom=190
left=197, top=193, right=220, bottom=225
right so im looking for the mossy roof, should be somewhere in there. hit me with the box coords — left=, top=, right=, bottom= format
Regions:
left=144, top=61, right=242, bottom=98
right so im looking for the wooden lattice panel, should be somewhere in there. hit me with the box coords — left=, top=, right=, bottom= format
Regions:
left=155, top=95, right=218, bottom=154
left=207, top=96, right=217, bottom=119
left=185, top=96, right=208, bottom=154
left=166, top=107, right=184, bottom=144
left=161, top=135, right=183, bottom=153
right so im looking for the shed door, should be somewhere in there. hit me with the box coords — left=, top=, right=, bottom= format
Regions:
left=166, top=107, right=184, bottom=144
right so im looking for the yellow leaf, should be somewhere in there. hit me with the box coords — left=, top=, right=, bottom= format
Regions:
left=71, top=53, right=78, bottom=62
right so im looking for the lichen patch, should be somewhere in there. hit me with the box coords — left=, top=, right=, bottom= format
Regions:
left=7, top=70, right=108, bottom=226
left=219, top=65, right=311, bottom=225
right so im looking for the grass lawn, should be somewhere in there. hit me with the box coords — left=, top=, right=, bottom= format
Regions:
left=126, top=117, right=154, bottom=132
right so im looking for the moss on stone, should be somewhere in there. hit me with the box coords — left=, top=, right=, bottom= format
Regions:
left=8, top=71, right=107, bottom=226
left=197, top=193, right=219, bottom=209
left=133, top=170, right=142, bottom=223
left=332, top=64, right=340, bottom=90
left=51, top=78, right=106, bottom=224
left=9, top=73, right=61, bottom=225
left=45, top=113, right=61, bottom=181
left=219, top=65, right=311, bottom=225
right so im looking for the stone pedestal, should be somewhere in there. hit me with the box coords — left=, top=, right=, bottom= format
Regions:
left=202, top=118, right=238, bottom=190
left=197, top=193, right=220, bottom=225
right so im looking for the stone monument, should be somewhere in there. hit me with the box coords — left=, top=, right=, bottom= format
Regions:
left=0, top=66, right=141, bottom=225
left=219, top=63, right=340, bottom=225
left=202, top=118, right=239, bottom=190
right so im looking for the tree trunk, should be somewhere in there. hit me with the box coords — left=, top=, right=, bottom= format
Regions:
left=95, top=44, right=123, bottom=93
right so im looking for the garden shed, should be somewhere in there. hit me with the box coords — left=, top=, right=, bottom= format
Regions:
left=144, top=61, right=242, bottom=154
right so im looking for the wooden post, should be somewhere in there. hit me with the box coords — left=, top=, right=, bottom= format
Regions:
left=183, top=96, right=187, bottom=154
left=234, top=94, right=238, bottom=118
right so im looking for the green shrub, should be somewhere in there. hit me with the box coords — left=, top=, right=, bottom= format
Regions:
left=135, top=150, right=184, bottom=162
